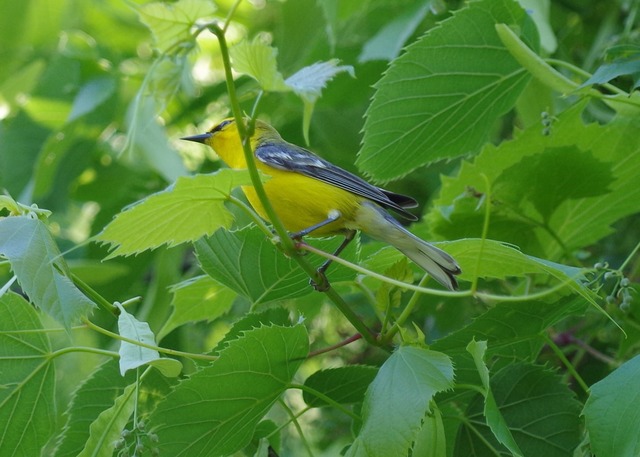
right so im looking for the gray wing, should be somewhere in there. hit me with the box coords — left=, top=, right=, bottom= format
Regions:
left=255, top=141, right=418, bottom=220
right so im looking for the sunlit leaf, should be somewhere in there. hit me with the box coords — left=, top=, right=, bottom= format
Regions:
left=359, top=0, right=536, bottom=181
left=97, top=170, right=253, bottom=258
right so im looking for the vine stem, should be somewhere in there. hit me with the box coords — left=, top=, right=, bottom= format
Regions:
left=82, top=317, right=218, bottom=361
left=208, top=22, right=377, bottom=346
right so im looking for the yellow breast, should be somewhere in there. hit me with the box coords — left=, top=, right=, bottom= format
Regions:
left=242, top=165, right=361, bottom=236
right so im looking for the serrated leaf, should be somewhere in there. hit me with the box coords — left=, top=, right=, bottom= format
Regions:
left=97, top=170, right=253, bottom=258
left=55, top=360, right=133, bottom=457
left=0, top=216, right=95, bottom=329
left=456, top=361, right=581, bottom=457
left=303, top=366, right=378, bottom=407
left=467, top=339, right=524, bottom=456
left=230, top=38, right=290, bottom=92
left=150, top=323, right=309, bottom=456
left=195, top=225, right=359, bottom=305
left=285, top=59, right=354, bottom=102
left=584, top=354, right=640, bottom=457
left=0, top=292, right=55, bottom=456
left=358, top=0, right=536, bottom=181
left=411, top=405, right=447, bottom=457
left=346, top=346, right=454, bottom=457
left=159, top=275, right=236, bottom=339
left=137, top=0, right=216, bottom=53
left=429, top=104, right=640, bottom=260
left=213, top=307, right=292, bottom=353
left=77, top=384, right=136, bottom=457
left=116, top=302, right=161, bottom=376
left=431, top=296, right=586, bottom=385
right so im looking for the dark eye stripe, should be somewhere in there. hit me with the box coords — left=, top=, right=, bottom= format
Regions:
left=211, top=119, right=233, bottom=133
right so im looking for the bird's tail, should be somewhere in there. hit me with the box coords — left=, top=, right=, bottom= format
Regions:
left=356, top=202, right=461, bottom=290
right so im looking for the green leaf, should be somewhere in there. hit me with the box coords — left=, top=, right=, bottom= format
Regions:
left=137, top=0, right=216, bottom=53
left=150, top=323, right=309, bottom=456
left=0, top=292, right=55, bottom=455
left=411, top=406, right=447, bottom=457
left=431, top=296, right=586, bottom=385
left=579, top=58, right=640, bottom=90
left=358, top=0, right=536, bottom=181
left=116, top=302, right=161, bottom=376
left=159, top=275, right=236, bottom=339
left=429, top=104, right=640, bottom=260
left=467, top=339, right=524, bottom=456
left=0, top=215, right=95, bottom=329
left=303, top=366, right=378, bottom=407
left=195, top=225, right=359, bottom=305
left=346, top=346, right=454, bottom=457
left=358, top=2, right=431, bottom=62
left=456, top=361, right=581, bottom=457
left=584, top=354, right=640, bottom=457
left=55, top=360, right=133, bottom=457
left=77, top=384, right=136, bottom=457
left=68, top=76, right=116, bottom=122
left=97, top=170, right=253, bottom=258
left=213, top=307, right=292, bottom=353
left=493, top=146, right=613, bottom=222
left=230, top=38, right=290, bottom=92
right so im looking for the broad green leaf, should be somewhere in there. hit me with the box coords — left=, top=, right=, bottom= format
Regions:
left=0, top=292, right=55, bottom=456
left=346, top=346, right=454, bottom=457
left=195, top=225, right=359, bottom=305
left=212, top=307, right=292, bottom=353
left=429, top=104, right=640, bottom=260
left=584, top=354, right=640, bottom=457
left=579, top=58, right=640, bottom=90
left=456, top=361, right=581, bottom=457
left=358, top=0, right=537, bottom=181
left=302, top=366, right=378, bottom=407
left=493, top=146, right=613, bottom=222
left=159, top=275, right=236, bottom=339
left=150, top=323, right=309, bottom=456
left=411, top=406, right=447, bottom=457
left=78, top=384, right=136, bottom=457
left=431, top=296, right=586, bottom=385
left=517, top=0, right=556, bottom=53
left=0, top=216, right=95, bottom=329
left=467, top=340, right=523, bottom=456
left=68, top=76, right=116, bottom=122
left=230, top=38, right=290, bottom=92
left=123, top=95, right=187, bottom=181
left=97, top=170, right=253, bottom=258
left=116, top=302, right=161, bottom=376
left=55, top=360, right=133, bottom=457
left=137, top=0, right=216, bottom=53
left=358, top=2, right=431, bottom=62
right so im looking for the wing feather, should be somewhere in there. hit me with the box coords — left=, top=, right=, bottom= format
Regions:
left=255, top=142, right=418, bottom=220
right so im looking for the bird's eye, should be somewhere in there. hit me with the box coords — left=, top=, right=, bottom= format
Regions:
left=212, top=119, right=233, bottom=133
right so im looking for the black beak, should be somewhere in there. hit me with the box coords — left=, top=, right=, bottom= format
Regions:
left=181, top=132, right=212, bottom=144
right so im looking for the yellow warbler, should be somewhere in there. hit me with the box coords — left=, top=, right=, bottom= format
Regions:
left=183, top=118, right=461, bottom=290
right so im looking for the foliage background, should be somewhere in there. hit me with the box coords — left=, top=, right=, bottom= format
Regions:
left=1, top=0, right=639, bottom=456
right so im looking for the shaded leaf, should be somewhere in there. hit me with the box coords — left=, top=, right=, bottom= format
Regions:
left=116, top=302, right=161, bottom=376
left=346, top=346, right=454, bottom=457
left=160, top=275, right=236, bottom=339
left=584, top=354, right=640, bottom=457
left=68, top=76, right=116, bottom=122
left=150, top=323, right=309, bottom=456
left=195, top=225, right=359, bottom=305
left=303, top=366, right=378, bottom=407
left=456, top=362, right=581, bottom=457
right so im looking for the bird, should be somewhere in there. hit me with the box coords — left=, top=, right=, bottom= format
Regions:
left=182, top=118, right=461, bottom=291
